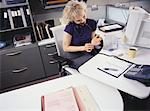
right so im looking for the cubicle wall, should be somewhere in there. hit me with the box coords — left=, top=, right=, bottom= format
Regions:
left=29, top=0, right=150, bottom=26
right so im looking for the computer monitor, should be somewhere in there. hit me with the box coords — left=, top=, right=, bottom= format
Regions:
left=125, top=7, right=150, bottom=48
left=106, top=5, right=129, bottom=26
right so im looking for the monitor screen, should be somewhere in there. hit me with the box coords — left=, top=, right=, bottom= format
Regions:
left=106, top=5, right=129, bottom=25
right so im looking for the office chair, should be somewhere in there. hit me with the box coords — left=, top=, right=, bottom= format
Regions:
left=50, top=25, right=80, bottom=75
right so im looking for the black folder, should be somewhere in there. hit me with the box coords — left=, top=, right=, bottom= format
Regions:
left=0, top=9, right=11, bottom=30
left=97, top=53, right=133, bottom=78
left=23, top=6, right=31, bottom=26
left=11, top=8, right=23, bottom=28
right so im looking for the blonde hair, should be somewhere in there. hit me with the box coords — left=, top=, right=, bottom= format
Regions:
left=62, top=0, right=87, bottom=24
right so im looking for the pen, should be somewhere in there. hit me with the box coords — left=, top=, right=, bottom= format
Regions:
left=104, top=68, right=118, bottom=71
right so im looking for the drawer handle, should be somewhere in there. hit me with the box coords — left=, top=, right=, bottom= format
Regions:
left=49, top=60, right=58, bottom=64
left=6, top=51, right=22, bottom=56
left=46, top=44, right=55, bottom=48
left=12, top=67, right=28, bottom=73
left=48, top=52, right=57, bottom=56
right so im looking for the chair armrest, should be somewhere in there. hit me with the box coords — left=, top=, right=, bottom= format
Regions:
left=52, top=55, right=72, bottom=66
left=63, top=66, right=81, bottom=75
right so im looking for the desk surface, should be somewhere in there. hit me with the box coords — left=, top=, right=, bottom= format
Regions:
left=79, top=49, right=150, bottom=99
left=101, top=48, right=150, bottom=65
left=0, top=75, right=123, bottom=111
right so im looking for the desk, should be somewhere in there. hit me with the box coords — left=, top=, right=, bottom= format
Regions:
left=79, top=49, right=150, bottom=99
left=0, top=74, right=123, bottom=111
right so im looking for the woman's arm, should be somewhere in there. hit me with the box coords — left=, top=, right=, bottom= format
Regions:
left=63, top=32, right=85, bottom=52
left=63, top=32, right=94, bottom=52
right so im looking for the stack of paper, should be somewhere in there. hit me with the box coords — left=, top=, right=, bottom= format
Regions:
left=41, top=86, right=100, bottom=111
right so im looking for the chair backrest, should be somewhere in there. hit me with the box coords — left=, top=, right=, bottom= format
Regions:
left=51, top=25, right=81, bottom=59
left=50, top=25, right=66, bottom=57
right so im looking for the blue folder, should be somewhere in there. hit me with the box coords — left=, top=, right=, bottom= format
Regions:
left=124, top=65, right=150, bottom=86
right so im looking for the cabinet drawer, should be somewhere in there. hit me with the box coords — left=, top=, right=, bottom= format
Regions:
left=40, top=43, right=58, bottom=63
left=1, top=67, right=45, bottom=89
left=41, top=52, right=59, bottom=77
left=44, top=60, right=60, bottom=77
left=1, top=46, right=43, bottom=72
left=40, top=43, right=57, bottom=55
left=1, top=63, right=45, bottom=89
left=1, top=50, right=25, bottom=72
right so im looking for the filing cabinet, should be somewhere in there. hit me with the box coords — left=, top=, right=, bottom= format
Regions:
left=0, top=0, right=61, bottom=92
left=39, top=43, right=60, bottom=77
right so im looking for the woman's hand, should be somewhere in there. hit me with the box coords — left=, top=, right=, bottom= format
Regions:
left=84, top=43, right=94, bottom=52
left=91, top=34, right=102, bottom=46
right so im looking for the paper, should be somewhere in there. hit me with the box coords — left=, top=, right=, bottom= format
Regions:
left=42, top=88, right=79, bottom=111
left=41, top=86, right=100, bottom=111
left=73, top=86, right=100, bottom=111
left=97, top=54, right=133, bottom=77
left=100, top=24, right=122, bottom=31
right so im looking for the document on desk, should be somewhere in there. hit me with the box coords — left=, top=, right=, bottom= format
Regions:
left=97, top=53, right=133, bottom=77
left=41, top=86, right=101, bottom=111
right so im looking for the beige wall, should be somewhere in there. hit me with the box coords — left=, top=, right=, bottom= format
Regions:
left=108, top=0, right=130, bottom=4
left=87, top=0, right=109, bottom=6
left=86, top=0, right=150, bottom=22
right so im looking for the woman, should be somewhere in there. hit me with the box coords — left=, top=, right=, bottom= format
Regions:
left=62, top=0, right=103, bottom=69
